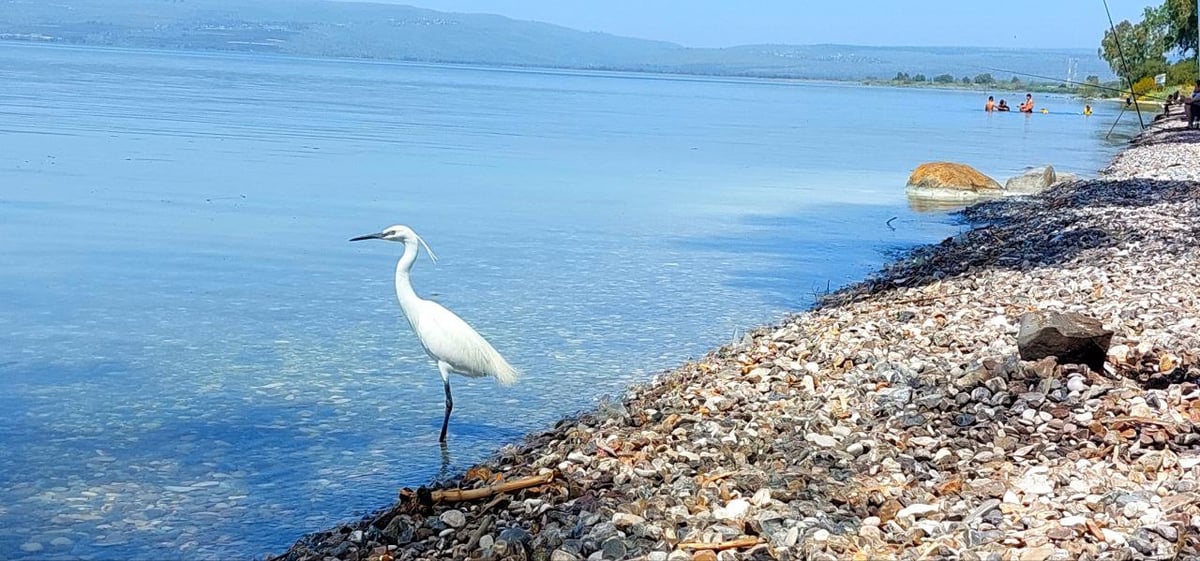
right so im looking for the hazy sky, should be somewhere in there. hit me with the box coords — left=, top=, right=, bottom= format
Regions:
left=339, top=0, right=1158, bottom=49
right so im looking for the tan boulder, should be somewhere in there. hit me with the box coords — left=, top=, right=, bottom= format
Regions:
left=906, top=162, right=1003, bottom=201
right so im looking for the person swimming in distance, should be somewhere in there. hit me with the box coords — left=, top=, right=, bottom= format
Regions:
left=1084, top=104, right=1092, bottom=116
left=985, top=95, right=995, bottom=111
left=997, top=99, right=1011, bottom=112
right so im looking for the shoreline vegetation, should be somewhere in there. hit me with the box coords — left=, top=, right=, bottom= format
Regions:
left=271, top=106, right=1200, bottom=560
left=862, top=72, right=1111, bottom=97
left=0, top=39, right=1123, bottom=102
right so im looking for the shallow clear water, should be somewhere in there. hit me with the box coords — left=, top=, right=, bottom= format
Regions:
left=0, top=43, right=1140, bottom=560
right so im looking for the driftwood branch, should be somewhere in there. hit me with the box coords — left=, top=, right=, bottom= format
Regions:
left=430, top=472, right=554, bottom=503
left=1105, top=416, right=1178, bottom=429
left=696, top=470, right=736, bottom=486
left=679, top=536, right=760, bottom=551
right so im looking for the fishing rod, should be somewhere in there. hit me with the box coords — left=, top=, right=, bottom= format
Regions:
left=1106, top=104, right=1128, bottom=139
left=1102, top=0, right=1146, bottom=129
left=982, top=64, right=1150, bottom=138
left=981, top=66, right=1174, bottom=101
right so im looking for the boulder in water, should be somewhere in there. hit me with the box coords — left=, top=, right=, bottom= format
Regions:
left=1005, top=165, right=1057, bottom=194
left=906, top=162, right=1003, bottom=201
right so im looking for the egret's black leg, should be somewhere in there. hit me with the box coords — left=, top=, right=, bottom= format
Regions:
left=438, top=361, right=453, bottom=443
left=440, top=379, right=453, bottom=443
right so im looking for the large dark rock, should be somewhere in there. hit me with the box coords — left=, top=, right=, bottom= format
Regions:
left=1017, top=311, right=1113, bottom=371
left=382, top=515, right=415, bottom=545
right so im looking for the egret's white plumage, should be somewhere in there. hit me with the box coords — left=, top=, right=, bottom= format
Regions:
left=351, top=224, right=519, bottom=442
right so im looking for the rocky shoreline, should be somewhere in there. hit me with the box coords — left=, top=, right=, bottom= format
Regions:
left=272, top=116, right=1200, bottom=561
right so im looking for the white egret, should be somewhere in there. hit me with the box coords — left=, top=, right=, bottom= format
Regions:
left=351, top=225, right=519, bottom=443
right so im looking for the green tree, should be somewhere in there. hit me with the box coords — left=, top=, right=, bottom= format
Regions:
left=973, top=73, right=995, bottom=84
left=1166, top=59, right=1195, bottom=87
left=1162, top=0, right=1198, bottom=56
left=1010, top=76, right=1021, bottom=84
left=961, top=76, right=971, bottom=84
left=933, top=73, right=954, bottom=83
left=1079, top=75, right=1102, bottom=97
left=894, top=71, right=911, bottom=82
left=1099, top=9, right=1168, bottom=84
left=912, top=73, right=927, bottom=82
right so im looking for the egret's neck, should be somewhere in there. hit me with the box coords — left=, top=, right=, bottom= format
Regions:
left=393, top=239, right=422, bottom=309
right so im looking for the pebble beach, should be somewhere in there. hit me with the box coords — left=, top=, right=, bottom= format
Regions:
left=272, top=114, right=1200, bottom=561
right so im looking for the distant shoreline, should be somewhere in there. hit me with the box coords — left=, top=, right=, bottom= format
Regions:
left=0, top=38, right=1095, bottom=96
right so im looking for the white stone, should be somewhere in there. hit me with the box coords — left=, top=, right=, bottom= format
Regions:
left=713, top=499, right=750, bottom=521
left=1068, top=479, right=1091, bottom=494
left=440, top=509, right=467, bottom=529
left=1101, top=529, right=1127, bottom=545
left=1060, top=515, right=1087, bottom=527
left=567, top=452, right=592, bottom=466
left=784, top=526, right=799, bottom=547
left=750, top=488, right=772, bottom=507
left=896, top=503, right=940, bottom=519
left=1107, top=344, right=1130, bottom=363
left=550, top=549, right=580, bottom=561
left=1016, top=467, right=1055, bottom=496
left=910, top=436, right=937, bottom=447
left=805, top=433, right=838, bottom=448
left=1066, top=377, right=1087, bottom=392
left=612, top=512, right=645, bottom=528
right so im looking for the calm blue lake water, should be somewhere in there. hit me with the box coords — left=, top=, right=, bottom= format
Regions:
left=0, top=43, right=1140, bottom=560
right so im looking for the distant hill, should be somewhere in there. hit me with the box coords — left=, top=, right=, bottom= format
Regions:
left=0, top=0, right=1116, bottom=82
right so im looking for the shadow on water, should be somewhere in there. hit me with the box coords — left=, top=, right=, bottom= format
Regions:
left=905, top=196, right=975, bottom=214
left=676, top=202, right=962, bottom=310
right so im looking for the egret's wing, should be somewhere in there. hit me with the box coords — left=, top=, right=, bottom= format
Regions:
left=409, top=300, right=519, bottom=384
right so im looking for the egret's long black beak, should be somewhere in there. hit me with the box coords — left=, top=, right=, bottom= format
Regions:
left=350, top=232, right=385, bottom=242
